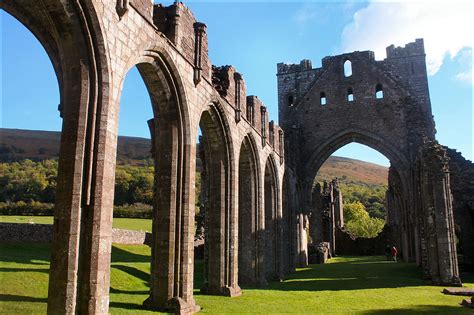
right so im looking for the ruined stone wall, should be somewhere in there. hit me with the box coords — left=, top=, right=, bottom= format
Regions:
left=277, top=40, right=436, bottom=182
left=0, top=223, right=152, bottom=245
left=309, top=179, right=343, bottom=256
left=278, top=39, right=460, bottom=286
left=2, top=1, right=287, bottom=313
left=446, top=148, right=474, bottom=269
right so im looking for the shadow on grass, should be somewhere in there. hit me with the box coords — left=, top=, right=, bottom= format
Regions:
left=110, top=287, right=148, bottom=295
left=0, top=267, right=49, bottom=274
left=362, top=305, right=468, bottom=314
left=0, top=242, right=50, bottom=265
left=0, top=294, right=47, bottom=303
left=109, top=301, right=147, bottom=311
left=263, top=257, right=428, bottom=292
left=111, top=246, right=149, bottom=263
left=112, top=264, right=149, bottom=282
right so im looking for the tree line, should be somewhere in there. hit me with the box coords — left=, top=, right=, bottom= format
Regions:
left=0, top=159, right=156, bottom=209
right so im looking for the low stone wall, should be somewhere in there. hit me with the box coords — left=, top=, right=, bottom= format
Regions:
left=0, top=223, right=208, bottom=249
left=0, top=223, right=152, bottom=245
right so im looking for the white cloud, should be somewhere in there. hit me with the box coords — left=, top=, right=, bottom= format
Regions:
left=455, top=70, right=472, bottom=83
left=341, top=1, right=474, bottom=76
left=294, top=4, right=320, bottom=25
left=454, top=48, right=473, bottom=85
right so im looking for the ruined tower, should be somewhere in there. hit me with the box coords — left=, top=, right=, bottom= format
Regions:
left=278, top=39, right=461, bottom=286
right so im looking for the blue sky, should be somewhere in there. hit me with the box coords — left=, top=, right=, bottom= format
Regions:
left=1, top=1, right=472, bottom=167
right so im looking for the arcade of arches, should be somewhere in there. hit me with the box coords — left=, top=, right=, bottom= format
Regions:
left=2, top=1, right=473, bottom=314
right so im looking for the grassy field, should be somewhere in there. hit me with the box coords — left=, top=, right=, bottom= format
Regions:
left=0, top=215, right=152, bottom=232
left=1, top=242, right=473, bottom=314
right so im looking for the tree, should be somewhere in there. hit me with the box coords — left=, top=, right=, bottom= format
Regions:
left=344, top=201, right=385, bottom=238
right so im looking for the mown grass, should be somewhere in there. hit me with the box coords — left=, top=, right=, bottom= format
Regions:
left=0, top=242, right=473, bottom=314
left=0, top=215, right=152, bottom=232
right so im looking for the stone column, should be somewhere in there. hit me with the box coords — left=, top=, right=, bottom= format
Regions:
left=297, top=212, right=308, bottom=267
left=419, top=141, right=461, bottom=286
left=310, top=183, right=323, bottom=245
left=145, top=117, right=198, bottom=314
left=48, top=62, right=92, bottom=315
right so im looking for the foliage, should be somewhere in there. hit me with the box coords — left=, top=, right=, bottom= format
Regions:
left=0, top=159, right=57, bottom=203
left=0, top=159, right=205, bottom=219
left=338, top=181, right=387, bottom=219
left=344, top=201, right=385, bottom=238
left=113, top=203, right=152, bottom=219
left=114, top=165, right=154, bottom=205
left=0, top=201, right=54, bottom=216
left=0, top=159, right=154, bottom=206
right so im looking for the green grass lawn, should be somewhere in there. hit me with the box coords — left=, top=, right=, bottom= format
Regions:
left=0, top=242, right=473, bottom=314
left=0, top=215, right=152, bottom=232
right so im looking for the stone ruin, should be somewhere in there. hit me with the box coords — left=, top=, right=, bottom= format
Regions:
left=278, top=39, right=466, bottom=287
left=2, top=1, right=472, bottom=314
left=310, top=179, right=344, bottom=258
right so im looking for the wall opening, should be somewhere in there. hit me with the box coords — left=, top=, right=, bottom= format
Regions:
left=238, top=136, right=259, bottom=285
left=320, top=92, right=327, bottom=106
left=310, top=143, right=393, bottom=258
left=264, top=157, right=279, bottom=281
left=347, top=88, right=354, bottom=102
left=288, top=95, right=294, bottom=107
left=115, top=64, right=154, bottom=234
left=344, top=60, right=352, bottom=77
left=0, top=9, right=62, bottom=305
left=197, top=105, right=232, bottom=294
left=375, top=84, right=384, bottom=99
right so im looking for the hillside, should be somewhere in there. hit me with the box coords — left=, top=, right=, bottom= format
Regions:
left=316, top=156, right=388, bottom=186
left=0, top=128, right=152, bottom=166
left=0, top=128, right=388, bottom=184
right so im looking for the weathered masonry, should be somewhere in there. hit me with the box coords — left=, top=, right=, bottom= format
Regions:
left=1, top=1, right=291, bottom=314
left=278, top=39, right=463, bottom=286
left=2, top=0, right=470, bottom=314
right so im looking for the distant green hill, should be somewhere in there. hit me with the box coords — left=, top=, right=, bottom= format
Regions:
left=316, top=156, right=388, bottom=186
left=0, top=128, right=388, bottom=185
left=0, top=128, right=152, bottom=166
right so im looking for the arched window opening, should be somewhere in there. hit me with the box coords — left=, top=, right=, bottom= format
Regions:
left=238, top=136, right=260, bottom=285
left=288, top=94, right=294, bottom=107
left=347, top=88, right=354, bottom=102
left=312, top=142, right=390, bottom=256
left=320, top=92, right=327, bottom=106
left=344, top=60, right=352, bottom=77
left=264, top=158, right=279, bottom=281
left=375, top=84, right=384, bottom=99
left=3, top=11, right=60, bottom=131
left=197, top=105, right=239, bottom=295
left=115, top=65, right=154, bottom=223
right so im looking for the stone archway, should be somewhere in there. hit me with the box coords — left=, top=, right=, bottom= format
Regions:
left=2, top=1, right=117, bottom=312
left=1, top=2, right=286, bottom=313
left=118, top=51, right=196, bottom=312
left=198, top=103, right=241, bottom=298
left=307, top=136, right=410, bottom=259
left=278, top=40, right=460, bottom=285
left=238, top=135, right=263, bottom=286
left=264, top=155, right=282, bottom=281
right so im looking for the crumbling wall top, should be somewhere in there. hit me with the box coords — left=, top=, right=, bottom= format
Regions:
left=277, top=59, right=312, bottom=75
left=386, top=38, right=425, bottom=59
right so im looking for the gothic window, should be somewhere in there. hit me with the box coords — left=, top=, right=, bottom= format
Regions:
left=347, top=88, right=354, bottom=102
left=288, top=94, right=294, bottom=107
left=375, top=84, right=384, bottom=99
left=344, top=60, right=352, bottom=77
left=320, top=92, right=327, bottom=106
